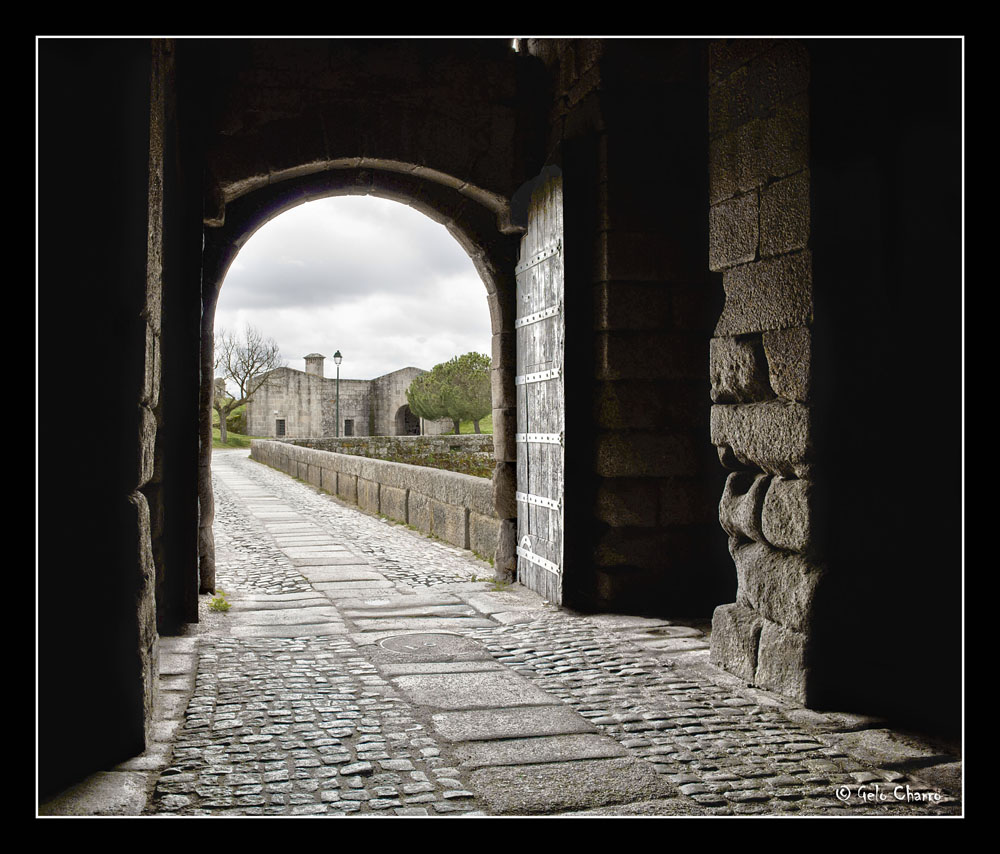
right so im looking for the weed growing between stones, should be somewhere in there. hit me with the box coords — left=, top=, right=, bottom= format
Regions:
left=208, top=589, right=231, bottom=612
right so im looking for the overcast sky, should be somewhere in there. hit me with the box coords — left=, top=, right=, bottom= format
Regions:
left=214, top=195, right=493, bottom=381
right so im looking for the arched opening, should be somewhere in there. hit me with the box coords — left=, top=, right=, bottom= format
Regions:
left=38, top=39, right=964, bottom=807
left=195, top=166, right=522, bottom=594
left=212, top=194, right=493, bottom=441
left=395, top=404, right=421, bottom=435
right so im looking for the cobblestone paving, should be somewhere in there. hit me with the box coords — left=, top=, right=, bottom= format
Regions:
left=147, top=450, right=961, bottom=817
left=152, top=636, right=479, bottom=816
left=214, top=450, right=492, bottom=590
left=212, top=472, right=313, bottom=596
left=467, top=618, right=960, bottom=815
left=148, top=451, right=485, bottom=816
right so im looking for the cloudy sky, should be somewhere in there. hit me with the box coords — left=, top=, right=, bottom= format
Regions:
left=214, top=195, right=493, bottom=381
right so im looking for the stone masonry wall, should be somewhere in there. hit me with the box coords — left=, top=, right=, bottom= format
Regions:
left=251, top=440, right=500, bottom=562
left=321, top=379, right=372, bottom=437
left=371, top=367, right=439, bottom=436
left=202, top=40, right=529, bottom=224
left=38, top=39, right=161, bottom=797
left=523, top=39, right=725, bottom=614
left=285, top=434, right=494, bottom=478
left=705, top=40, right=818, bottom=704
left=246, top=368, right=371, bottom=438
left=247, top=366, right=455, bottom=439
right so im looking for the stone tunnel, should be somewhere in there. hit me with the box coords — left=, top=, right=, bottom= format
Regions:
left=37, top=36, right=962, bottom=801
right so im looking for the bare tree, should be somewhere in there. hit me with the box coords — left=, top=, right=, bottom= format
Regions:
left=213, top=324, right=285, bottom=443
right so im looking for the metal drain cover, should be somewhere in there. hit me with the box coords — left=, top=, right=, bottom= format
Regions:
left=379, top=632, right=481, bottom=656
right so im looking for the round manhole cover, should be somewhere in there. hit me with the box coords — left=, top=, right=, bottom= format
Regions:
left=379, top=632, right=481, bottom=656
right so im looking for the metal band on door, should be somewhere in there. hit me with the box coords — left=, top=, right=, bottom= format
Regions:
left=514, top=175, right=565, bottom=603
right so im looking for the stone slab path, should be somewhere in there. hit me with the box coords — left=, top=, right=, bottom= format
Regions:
left=40, top=449, right=963, bottom=817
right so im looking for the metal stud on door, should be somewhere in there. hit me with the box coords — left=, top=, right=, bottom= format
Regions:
left=514, top=173, right=565, bottom=604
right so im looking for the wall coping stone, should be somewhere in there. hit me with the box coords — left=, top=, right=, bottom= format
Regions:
left=251, top=439, right=497, bottom=519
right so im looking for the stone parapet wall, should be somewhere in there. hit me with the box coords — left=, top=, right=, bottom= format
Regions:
left=286, top=434, right=493, bottom=455
left=706, top=39, right=820, bottom=705
left=281, top=435, right=494, bottom=478
left=251, top=440, right=500, bottom=562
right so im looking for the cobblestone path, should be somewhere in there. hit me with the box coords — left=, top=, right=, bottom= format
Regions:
left=145, top=450, right=962, bottom=817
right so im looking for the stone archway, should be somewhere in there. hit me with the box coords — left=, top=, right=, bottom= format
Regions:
left=395, top=404, right=421, bottom=436
left=38, top=41, right=965, bottom=801
left=198, top=167, right=523, bottom=591
left=182, top=37, right=542, bottom=595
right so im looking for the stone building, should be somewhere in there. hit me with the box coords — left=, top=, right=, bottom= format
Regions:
left=245, top=355, right=449, bottom=438
left=38, top=37, right=962, bottom=799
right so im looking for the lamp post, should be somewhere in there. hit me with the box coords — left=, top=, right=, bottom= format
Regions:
left=333, top=350, right=342, bottom=437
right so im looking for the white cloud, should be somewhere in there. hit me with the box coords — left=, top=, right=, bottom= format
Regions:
left=214, top=195, right=493, bottom=380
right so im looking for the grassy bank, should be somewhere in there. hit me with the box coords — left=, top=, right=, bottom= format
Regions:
left=212, top=428, right=259, bottom=449
left=451, top=414, right=493, bottom=435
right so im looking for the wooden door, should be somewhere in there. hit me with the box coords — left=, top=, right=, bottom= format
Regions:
left=515, top=173, right=565, bottom=604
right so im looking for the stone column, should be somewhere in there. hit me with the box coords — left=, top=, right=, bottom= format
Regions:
left=705, top=39, right=820, bottom=704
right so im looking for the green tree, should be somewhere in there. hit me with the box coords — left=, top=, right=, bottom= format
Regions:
left=440, top=352, right=492, bottom=434
left=406, top=368, right=450, bottom=430
left=407, top=352, right=492, bottom=434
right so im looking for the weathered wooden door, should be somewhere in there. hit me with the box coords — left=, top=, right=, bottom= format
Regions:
left=515, top=172, right=565, bottom=604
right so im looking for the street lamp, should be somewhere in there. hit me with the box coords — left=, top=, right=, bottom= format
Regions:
left=333, top=350, right=342, bottom=438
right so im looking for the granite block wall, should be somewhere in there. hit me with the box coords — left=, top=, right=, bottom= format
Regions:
left=706, top=39, right=820, bottom=704
left=285, top=434, right=494, bottom=478
left=247, top=365, right=454, bottom=439
left=522, top=38, right=726, bottom=614
left=251, top=440, right=500, bottom=562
